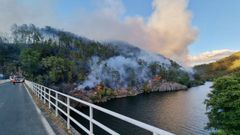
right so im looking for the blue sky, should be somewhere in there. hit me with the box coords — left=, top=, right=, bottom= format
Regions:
left=55, top=0, right=240, bottom=56
left=0, top=0, right=239, bottom=65
left=188, top=0, right=240, bottom=55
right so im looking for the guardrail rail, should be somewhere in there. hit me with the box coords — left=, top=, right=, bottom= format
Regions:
left=24, top=80, right=175, bottom=135
left=0, top=79, right=10, bottom=84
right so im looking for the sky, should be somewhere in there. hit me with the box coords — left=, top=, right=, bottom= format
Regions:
left=0, top=0, right=239, bottom=66
left=189, top=0, right=240, bottom=54
left=122, top=0, right=240, bottom=55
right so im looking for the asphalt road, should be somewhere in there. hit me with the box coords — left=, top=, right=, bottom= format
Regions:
left=0, top=82, right=49, bottom=135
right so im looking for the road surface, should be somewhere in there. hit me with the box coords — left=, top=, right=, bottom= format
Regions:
left=0, top=82, right=49, bottom=135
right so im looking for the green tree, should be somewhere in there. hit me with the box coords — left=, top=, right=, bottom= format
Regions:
left=205, top=73, right=240, bottom=134
left=0, top=43, right=20, bottom=75
left=20, top=48, right=41, bottom=77
left=42, top=56, right=76, bottom=83
left=177, top=72, right=190, bottom=87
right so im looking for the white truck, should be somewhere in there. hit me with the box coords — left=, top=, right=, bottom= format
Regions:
left=10, top=75, right=25, bottom=83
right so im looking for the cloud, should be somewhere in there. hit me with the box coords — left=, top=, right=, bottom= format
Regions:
left=188, top=49, right=237, bottom=66
left=0, top=0, right=196, bottom=65
left=0, top=0, right=59, bottom=31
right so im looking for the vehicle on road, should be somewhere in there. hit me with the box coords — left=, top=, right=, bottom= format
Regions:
left=10, top=76, right=25, bottom=83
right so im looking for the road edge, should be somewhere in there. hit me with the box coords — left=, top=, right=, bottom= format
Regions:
left=23, top=83, right=56, bottom=135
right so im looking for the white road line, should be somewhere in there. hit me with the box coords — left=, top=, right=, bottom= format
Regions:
left=23, top=83, right=56, bottom=135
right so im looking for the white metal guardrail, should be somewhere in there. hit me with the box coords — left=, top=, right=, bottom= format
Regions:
left=0, top=79, right=10, bottom=84
left=25, top=80, right=175, bottom=135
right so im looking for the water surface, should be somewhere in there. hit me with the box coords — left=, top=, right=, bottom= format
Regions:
left=91, top=82, right=212, bottom=135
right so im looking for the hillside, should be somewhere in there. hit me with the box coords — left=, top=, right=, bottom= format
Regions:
left=194, top=51, right=240, bottom=80
left=0, top=24, right=201, bottom=102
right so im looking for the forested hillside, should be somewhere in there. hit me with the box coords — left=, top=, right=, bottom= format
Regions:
left=0, top=24, right=201, bottom=102
left=194, top=52, right=240, bottom=80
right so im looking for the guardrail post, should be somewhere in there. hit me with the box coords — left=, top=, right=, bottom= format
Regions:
left=55, top=93, right=58, bottom=116
left=44, top=87, right=46, bottom=104
left=36, top=85, right=38, bottom=97
left=37, top=86, right=40, bottom=98
left=32, top=84, right=34, bottom=93
left=35, top=86, right=37, bottom=95
left=35, top=84, right=37, bottom=95
left=48, top=89, right=51, bottom=109
left=89, top=106, right=93, bottom=135
left=32, top=84, right=35, bottom=94
left=33, top=83, right=36, bottom=95
left=32, top=84, right=34, bottom=92
left=34, top=85, right=36, bottom=94
left=40, top=86, right=42, bottom=101
left=41, top=86, right=43, bottom=101
left=39, top=86, right=43, bottom=100
left=32, top=83, right=33, bottom=92
left=67, top=97, right=70, bottom=129
left=31, top=82, right=34, bottom=93
left=38, top=86, right=40, bottom=99
left=35, top=85, right=37, bottom=96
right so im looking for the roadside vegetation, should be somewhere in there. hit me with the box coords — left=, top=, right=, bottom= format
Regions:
left=205, top=72, right=240, bottom=135
left=193, top=50, right=240, bottom=134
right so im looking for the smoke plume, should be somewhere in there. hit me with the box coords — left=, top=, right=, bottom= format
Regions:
left=146, top=0, right=197, bottom=65
left=0, top=0, right=197, bottom=65
left=78, top=46, right=172, bottom=89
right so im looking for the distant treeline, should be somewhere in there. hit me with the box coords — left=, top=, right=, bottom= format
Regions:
left=194, top=52, right=240, bottom=80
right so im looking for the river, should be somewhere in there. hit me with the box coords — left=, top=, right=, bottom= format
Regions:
left=74, top=82, right=212, bottom=135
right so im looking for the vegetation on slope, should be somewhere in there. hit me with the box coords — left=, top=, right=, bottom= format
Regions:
left=194, top=52, right=240, bottom=80
left=0, top=24, right=200, bottom=97
left=0, top=43, right=21, bottom=76
left=205, top=72, right=240, bottom=135
left=199, top=52, right=240, bottom=134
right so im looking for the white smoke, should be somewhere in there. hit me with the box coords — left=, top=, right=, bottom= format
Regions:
left=0, top=0, right=196, bottom=65
left=78, top=50, right=172, bottom=89
left=146, top=0, right=197, bottom=65
left=78, top=56, right=142, bottom=89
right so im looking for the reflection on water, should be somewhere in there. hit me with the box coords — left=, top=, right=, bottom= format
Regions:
left=92, top=82, right=212, bottom=135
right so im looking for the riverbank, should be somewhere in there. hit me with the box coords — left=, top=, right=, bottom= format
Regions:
left=68, top=81, right=188, bottom=105
left=90, top=82, right=212, bottom=135
left=45, top=75, right=204, bottom=106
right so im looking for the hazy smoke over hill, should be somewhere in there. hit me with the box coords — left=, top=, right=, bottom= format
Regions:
left=189, top=49, right=237, bottom=66
left=78, top=43, right=172, bottom=89
left=0, top=0, right=196, bottom=65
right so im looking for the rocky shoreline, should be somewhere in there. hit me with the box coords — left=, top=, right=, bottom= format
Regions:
left=68, top=81, right=187, bottom=107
